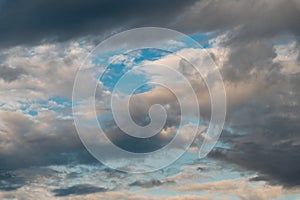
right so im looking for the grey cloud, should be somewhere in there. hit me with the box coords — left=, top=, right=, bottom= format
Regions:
left=129, top=179, right=174, bottom=188
left=97, top=86, right=181, bottom=153
left=3, top=0, right=299, bottom=50
left=211, top=139, right=300, bottom=186
left=180, top=0, right=300, bottom=41
left=199, top=3, right=300, bottom=186
left=211, top=71, right=300, bottom=186
left=0, top=0, right=300, bottom=191
left=200, top=10, right=300, bottom=184
left=0, top=111, right=96, bottom=170
left=0, top=65, right=26, bottom=83
left=0, top=0, right=197, bottom=48
left=222, top=39, right=278, bottom=82
left=0, top=172, right=25, bottom=191
left=1, top=0, right=299, bottom=48
left=52, top=184, right=107, bottom=196
left=0, top=167, right=61, bottom=192
left=99, top=117, right=176, bottom=153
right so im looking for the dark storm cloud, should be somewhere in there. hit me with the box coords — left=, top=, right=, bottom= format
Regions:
left=196, top=1, right=300, bottom=186
left=212, top=135, right=300, bottom=186
left=211, top=72, right=300, bottom=186
left=184, top=1, right=300, bottom=187
left=0, top=0, right=299, bottom=48
left=0, top=0, right=197, bottom=47
left=52, top=184, right=107, bottom=196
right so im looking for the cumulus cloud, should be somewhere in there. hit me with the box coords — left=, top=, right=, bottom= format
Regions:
left=0, top=110, right=96, bottom=169
left=208, top=35, right=300, bottom=186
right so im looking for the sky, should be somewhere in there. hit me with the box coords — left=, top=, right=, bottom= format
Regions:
left=0, top=0, right=300, bottom=199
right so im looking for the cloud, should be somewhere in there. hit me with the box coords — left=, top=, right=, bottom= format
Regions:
left=1, top=0, right=299, bottom=48
left=0, top=189, right=215, bottom=200
left=0, top=65, right=26, bottom=83
left=52, top=184, right=107, bottom=197
left=179, top=0, right=300, bottom=41
left=129, top=179, right=174, bottom=188
left=211, top=130, right=300, bottom=186
left=222, top=39, right=278, bottom=82
left=173, top=178, right=300, bottom=200
left=0, top=0, right=300, bottom=194
left=188, top=19, right=300, bottom=187
left=1, top=162, right=300, bottom=200
left=0, top=31, right=299, bottom=188
left=0, top=0, right=197, bottom=48
left=0, top=172, right=25, bottom=191
left=0, top=153, right=299, bottom=199
left=0, top=41, right=93, bottom=102
left=212, top=52, right=300, bottom=186
left=0, top=110, right=96, bottom=169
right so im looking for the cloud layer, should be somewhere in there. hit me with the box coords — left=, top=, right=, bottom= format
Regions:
left=0, top=0, right=300, bottom=199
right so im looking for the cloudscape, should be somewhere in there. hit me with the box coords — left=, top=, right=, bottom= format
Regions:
left=0, top=0, right=300, bottom=199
